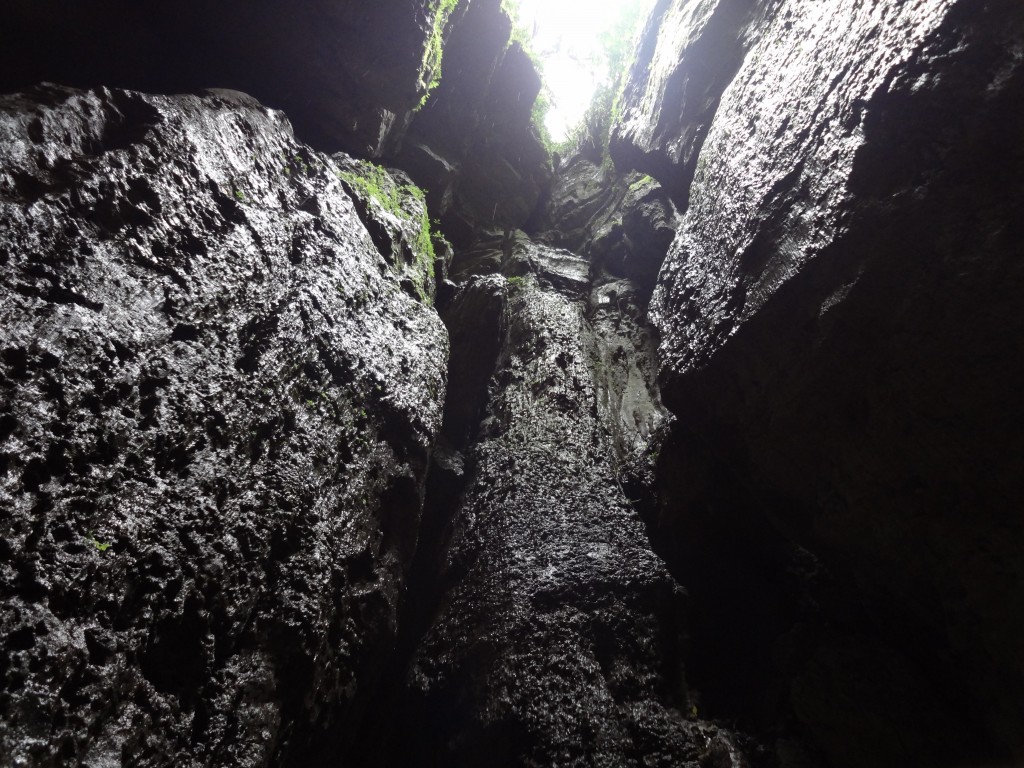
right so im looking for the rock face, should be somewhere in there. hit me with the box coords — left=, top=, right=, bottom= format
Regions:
left=609, top=0, right=771, bottom=203
left=334, top=155, right=444, bottom=304
left=360, top=233, right=759, bottom=767
left=0, top=85, right=446, bottom=767
left=1, top=0, right=553, bottom=244
left=613, top=0, right=1024, bottom=764
left=396, top=0, right=553, bottom=243
left=535, top=156, right=679, bottom=298
left=3, top=0, right=1024, bottom=765
left=0, top=0, right=457, bottom=157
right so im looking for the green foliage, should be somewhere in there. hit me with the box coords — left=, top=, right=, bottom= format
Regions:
left=414, top=202, right=437, bottom=294
left=506, top=275, right=527, bottom=290
left=502, top=0, right=531, bottom=50
left=337, top=161, right=439, bottom=303
left=557, top=0, right=648, bottom=161
left=233, top=189, right=246, bottom=202
left=501, top=1, right=554, bottom=156
left=279, top=151, right=320, bottom=177
left=417, top=0, right=461, bottom=110
left=531, top=86, right=555, bottom=154
left=338, top=163, right=408, bottom=218
left=88, top=535, right=111, bottom=553
left=628, top=174, right=656, bottom=194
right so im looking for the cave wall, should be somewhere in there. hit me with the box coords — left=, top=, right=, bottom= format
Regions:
left=395, top=0, right=554, bottom=243
left=0, top=0, right=458, bottom=157
left=610, top=0, right=774, bottom=203
left=613, top=0, right=1024, bottom=763
left=0, top=0, right=1022, bottom=766
left=0, top=85, right=446, bottom=767
left=345, top=223, right=766, bottom=766
left=0, top=0, right=551, bottom=239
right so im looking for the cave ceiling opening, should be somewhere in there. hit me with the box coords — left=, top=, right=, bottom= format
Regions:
left=505, top=0, right=652, bottom=141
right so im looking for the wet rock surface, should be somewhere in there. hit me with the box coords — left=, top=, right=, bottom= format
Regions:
left=1, top=0, right=552, bottom=246
left=333, top=155, right=443, bottom=304
left=2, top=0, right=1023, bottom=765
left=618, top=0, right=1024, bottom=764
left=397, top=0, right=553, bottom=242
left=0, top=85, right=447, bottom=767
left=359, top=236, right=759, bottom=767
left=610, top=0, right=772, bottom=204
left=536, top=155, right=678, bottom=298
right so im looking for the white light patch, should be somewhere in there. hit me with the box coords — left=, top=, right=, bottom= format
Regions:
left=508, top=0, right=652, bottom=141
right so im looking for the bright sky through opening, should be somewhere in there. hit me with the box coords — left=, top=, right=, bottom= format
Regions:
left=507, top=0, right=651, bottom=142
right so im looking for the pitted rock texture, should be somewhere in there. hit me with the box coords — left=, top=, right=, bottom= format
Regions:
left=366, top=238, right=756, bottom=767
left=334, top=155, right=444, bottom=305
left=0, top=0, right=457, bottom=156
left=632, top=0, right=1024, bottom=763
left=1, top=0, right=551, bottom=243
left=0, top=85, right=447, bottom=767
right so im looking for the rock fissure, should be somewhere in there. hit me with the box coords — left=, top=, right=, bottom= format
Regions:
left=2, top=1, right=1023, bottom=767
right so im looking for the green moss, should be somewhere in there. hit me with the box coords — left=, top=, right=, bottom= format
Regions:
left=415, top=205, right=437, bottom=298
left=417, top=0, right=461, bottom=110
left=338, top=163, right=403, bottom=216
left=337, top=161, right=440, bottom=304
left=628, top=174, right=656, bottom=194
left=88, top=535, right=111, bottom=553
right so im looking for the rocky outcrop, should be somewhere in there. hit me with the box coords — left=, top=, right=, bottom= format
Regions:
left=396, top=0, right=553, bottom=243
left=2, top=0, right=553, bottom=245
left=613, top=0, right=1024, bottom=764
left=0, top=0, right=458, bottom=157
left=3, top=1, right=1023, bottom=766
left=357, top=234, right=760, bottom=766
left=334, top=155, right=448, bottom=304
left=609, top=0, right=772, bottom=203
left=0, top=85, right=447, bottom=767
left=535, top=155, right=679, bottom=298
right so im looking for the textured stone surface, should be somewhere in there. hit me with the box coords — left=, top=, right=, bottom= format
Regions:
left=610, top=0, right=771, bottom=203
left=537, top=155, right=678, bottom=297
left=633, top=0, right=1024, bottom=763
left=334, top=155, right=443, bottom=304
left=0, top=0, right=456, bottom=156
left=0, top=85, right=447, bottom=767
left=354, top=235, right=761, bottom=767
left=1, top=0, right=550, bottom=241
left=2, top=0, right=1023, bottom=765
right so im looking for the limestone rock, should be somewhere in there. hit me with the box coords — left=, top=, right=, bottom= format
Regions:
left=537, top=155, right=679, bottom=297
left=398, top=0, right=554, bottom=242
left=334, top=155, right=445, bottom=304
left=349, top=231, right=759, bottom=766
left=0, top=85, right=447, bottom=767
left=610, top=0, right=771, bottom=204
left=636, top=0, right=1024, bottom=762
left=1, top=0, right=551, bottom=241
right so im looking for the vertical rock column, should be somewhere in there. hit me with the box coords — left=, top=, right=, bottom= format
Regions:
left=393, top=238, right=747, bottom=766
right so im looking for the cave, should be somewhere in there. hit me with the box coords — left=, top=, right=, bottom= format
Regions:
left=1, top=1, right=1022, bottom=767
